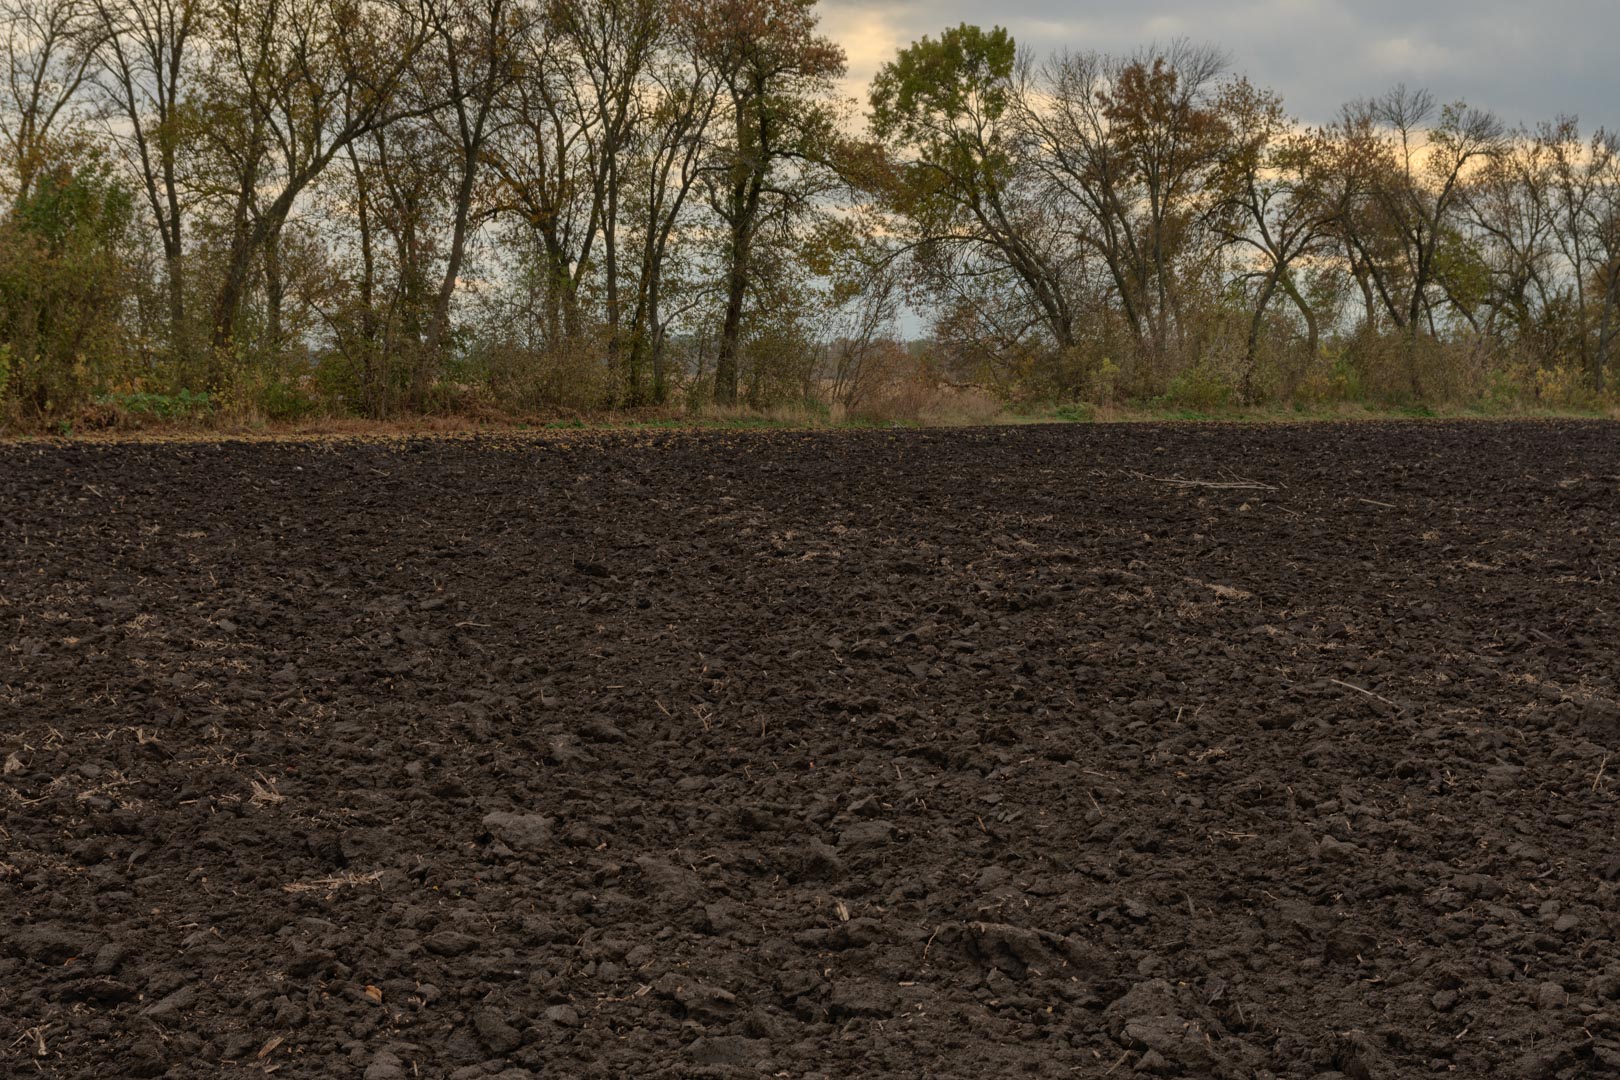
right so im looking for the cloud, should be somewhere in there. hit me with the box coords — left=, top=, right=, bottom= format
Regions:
left=821, top=0, right=1620, bottom=129
left=817, top=3, right=911, bottom=104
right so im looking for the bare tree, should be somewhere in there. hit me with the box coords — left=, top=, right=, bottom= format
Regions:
left=419, top=0, right=525, bottom=363
left=1025, top=42, right=1232, bottom=363
left=1537, top=120, right=1620, bottom=390
left=619, top=5, right=719, bottom=402
left=1581, top=131, right=1620, bottom=390
left=1341, top=88, right=1505, bottom=336
left=1460, top=129, right=1556, bottom=346
left=0, top=0, right=96, bottom=203
left=1212, top=81, right=1346, bottom=396
left=89, top=0, right=197, bottom=357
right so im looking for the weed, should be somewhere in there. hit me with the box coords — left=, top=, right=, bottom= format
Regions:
left=97, top=389, right=214, bottom=421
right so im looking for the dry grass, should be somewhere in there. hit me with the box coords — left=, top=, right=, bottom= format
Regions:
left=248, top=777, right=286, bottom=807
left=281, top=869, right=384, bottom=894
left=831, top=379, right=1007, bottom=427
left=1060, top=399, right=1620, bottom=424
left=7, top=385, right=1618, bottom=445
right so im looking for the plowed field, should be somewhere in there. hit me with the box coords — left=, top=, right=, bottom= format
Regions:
left=3, top=421, right=1618, bottom=1078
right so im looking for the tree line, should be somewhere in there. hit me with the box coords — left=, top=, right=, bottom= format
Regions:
left=1, top=1, right=1617, bottom=425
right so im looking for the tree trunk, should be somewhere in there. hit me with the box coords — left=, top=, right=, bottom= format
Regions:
left=210, top=236, right=256, bottom=384
left=714, top=227, right=749, bottom=406
left=603, top=154, right=623, bottom=398
left=1242, top=272, right=1280, bottom=403
left=425, top=157, right=478, bottom=363
left=1595, top=264, right=1618, bottom=394
left=211, top=175, right=310, bottom=373
left=648, top=270, right=667, bottom=404
left=209, top=150, right=267, bottom=369
left=263, top=223, right=284, bottom=358
left=1277, top=269, right=1320, bottom=396
left=715, top=152, right=763, bottom=407
left=164, top=244, right=186, bottom=361
left=162, top=149, right=186, bottom=361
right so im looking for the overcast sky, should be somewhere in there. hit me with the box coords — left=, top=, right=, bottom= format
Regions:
left=821, top=0, right=1620, bottom=131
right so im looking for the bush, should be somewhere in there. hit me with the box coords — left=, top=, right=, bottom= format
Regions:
left=1295, top=349, right=1365, bottom=405
left=0, top=159, right=139, bottom=419
left=97, top=389, right=215, bottom=421
left=468, top=337, right=621, bottom=413
left=1161, top=362, right=1235, bottom=411
left=1530, top=363, right=1604, bottom=410
left=259, top=377, right=323, bottom=422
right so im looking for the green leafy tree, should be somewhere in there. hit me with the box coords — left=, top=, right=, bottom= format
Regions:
left=869, top=25, right=1077, bottom=354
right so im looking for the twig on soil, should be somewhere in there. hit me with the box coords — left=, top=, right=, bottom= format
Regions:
left=282, top=870, right=384, bottom=894
left=1325, top=678, right=1403, bottom=711
left=922, top=924, right=942, bottom=962
left=9, top=1025, right=47, bottom=1056
left=1595, top=755, right=1610, bottom=793
left=1129, top=470, right=1277, bottom=491
left=1103, top=1050, right=1132, bottom=1075
left=1356, top=498, right=1397, bottom=509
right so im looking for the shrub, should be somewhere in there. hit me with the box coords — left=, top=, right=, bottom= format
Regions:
left=0, top=159, right=139, bottom=419
left=1161, top=362, right=1235, bottom=411
left=259, top=377, right=322, bottom=422
left=96, top=389, right=215, bottom=421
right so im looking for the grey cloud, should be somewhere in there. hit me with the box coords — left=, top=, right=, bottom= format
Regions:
left=823, top=0, right=1620, bottom=130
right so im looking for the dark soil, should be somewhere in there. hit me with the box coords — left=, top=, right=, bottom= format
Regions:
left=3, top=421, right=1619, bottom=1079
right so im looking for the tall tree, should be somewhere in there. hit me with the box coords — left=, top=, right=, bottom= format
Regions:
left=1578, top=131, right=1620, bottom=390
left=1538, top=120, right=1620, bottom=390
left=90, top=0, right=197, bottom=357
left=1460, top=129, right=1556, bottom=347
left=1338, top=89, right=1505, bottom=336
left=869, top=24, right=1077, bottom=354
left=200, top=0, right=430, bottom=366
left=552, top=0, right=659, bottom=369
left=618, top=2, right=719, bottom=402
left=419, top=0, right=526, bottom=363
left=688, top=0, right=842, bottom=405
left=1026, top=42, right=1232, bottom=362
left=1214, top=81, right=1344, bottom=394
